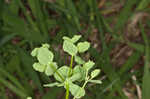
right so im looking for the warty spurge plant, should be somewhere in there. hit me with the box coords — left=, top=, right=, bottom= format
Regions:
left=31, top=35, right=102, bottom=99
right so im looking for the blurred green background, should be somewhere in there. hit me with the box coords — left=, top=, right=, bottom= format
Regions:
left=0, top=0, right=150, bottom=99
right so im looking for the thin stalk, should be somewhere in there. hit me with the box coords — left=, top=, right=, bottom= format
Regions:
left=68, top=55, right=74, bottom=77
left=66, top=55, right=74, bottom=99
left=82, top=80, right=88, bottom=89
left=50, top=64, right=64, bottom=82
left=65, top=82, right=69, bottom=99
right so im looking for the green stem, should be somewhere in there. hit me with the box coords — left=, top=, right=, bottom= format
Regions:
left=66, top=55, right=74, bottom=99
left=65, top=82, right=69, bottom=99
left=50, top=64, right=64, bottom=82
left=68, top=55, right=74, bottom=77
left=82, top=80, right=88, bottom=89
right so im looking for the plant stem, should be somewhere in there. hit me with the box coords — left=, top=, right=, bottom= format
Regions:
left=68, top=55, right=74, bottom=77
left=66, top=55, right=74, bottom=99
left=82, top=80, right=88, bottom=89
left=65, top=82, right=69, bottom=99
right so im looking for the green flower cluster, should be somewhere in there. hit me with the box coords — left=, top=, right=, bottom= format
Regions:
left=31, top=35, right=102, bottom=99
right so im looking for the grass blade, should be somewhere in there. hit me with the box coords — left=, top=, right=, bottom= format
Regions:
left=136, top=0, right=150, bottom=10
left=28, top=0, right=49, bottom=39
left=114, top=0, right=138, bottom=32
left=0, top=76, right=27, bottom=98
left=140, top=23, right=150, bottom=99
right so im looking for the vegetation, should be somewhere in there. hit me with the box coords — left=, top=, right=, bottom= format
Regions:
left=31, top=35, right=101, bottom=99
left=0, top=0, right=150, bottom=99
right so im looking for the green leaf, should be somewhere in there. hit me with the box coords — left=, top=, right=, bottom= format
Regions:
left=43, top=82, right=60, bottom=87
left=140, top=23, right=150, bottom=99
left=83, top=60, right=95, bottom=71
left=69, top=73, right=81, bottom=82
left=74, top=55, right=85, bottom=64
left=136, top=0, right=150, bottom=10
left=63, top=40, right=77, bottom=56
left=45, top=62, right=58, bottom=76
left=31, top=48, right=38, bottom=57
left=91, top=69, right=100, bottom=79
left=33, top=62, right=58, bottom=76
left=88, top=80, right=102, bottom=84
left=42, top=43, right=50, bottom=48
left=71, top=35, right=81, bottom=43
left=77, top=41, right=90, bottom=53
left=54, top=66, right=70, bottom=82
left=63, top=36, right=72, bottom=42
left=69, top=83, right=85, bottom=98
left=73, top=65, right=86, bottom=81
left=56, top=83, right=64, bottom=87
left=27, top=97, right=32, bottom=99
left=37, top=47, right=54, bottom=65
left=63, top=35, right=81, bottom=43
left=33, top=62, right=46, bottom=72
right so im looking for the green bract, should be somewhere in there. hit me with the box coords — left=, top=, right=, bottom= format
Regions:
left=88, top=80, right=102, bottom=84
left=54, top=66, right=70, bottom=82
left=71, top=35, right=81, bottom=43
left=33, top=62, right=57, bottom=76
left=73, top=65, right=86, bottom=81
left=83, top=60, right=95, bottom=71
left=77, top=41, right=90, bottom=53
left=27, top=97, right=32, bottom=99
left=43, top=82, right=63, bottom=87
left=63, top=35, right=81, bottom=43
left=91, top=69, right=100, bottom=79
left=63, top=40, right=77, bottom=56
left=37, top=47, right=53, bottom=65
left=69, top=82, right=85, bottom=98
left=33, top=62, right=45, bottom=72
left=31, top=35, right=102, bottom=99
left=31, top=44, right=54, bottom=65
left=74, top=55, right=85, bottom=64
left=45, top=62, right=58, bottom=76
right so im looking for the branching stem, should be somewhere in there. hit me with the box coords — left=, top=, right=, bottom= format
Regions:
left=65, top=82, right=69, bottom=99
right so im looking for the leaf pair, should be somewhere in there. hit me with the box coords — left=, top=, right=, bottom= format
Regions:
left=54, top=65, right=84, bottom=83
left=72, top=65, right=86, bottom=82
left=31, top=44, right=54, bottom=65
left=63, top=35, right=90, bottom=56
left=33, top=62, right=58, bottom=76
left=54, top=66, right=70, bottom=82
left=31, top=44, right=57, bottom=76
left=63, top=35, right=81, bottom=43
left=71, top=60, right=96, bottom=82
left=68, top=82, right=85, bottom=98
